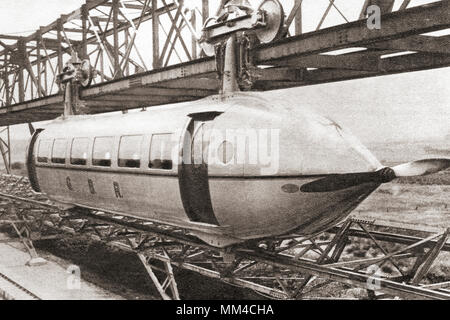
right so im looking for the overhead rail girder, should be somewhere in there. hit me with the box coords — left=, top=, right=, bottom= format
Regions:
left=0, top=0, right=448, bottom=127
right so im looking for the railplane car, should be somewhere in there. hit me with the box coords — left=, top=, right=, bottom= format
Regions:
left=26, top=92, right=449, bottom=247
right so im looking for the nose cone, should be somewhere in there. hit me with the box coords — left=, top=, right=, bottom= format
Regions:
left=278, top=111, right=381, bottom=176
left=205, top=94, right=383, bottom=240
left=207, top=93, right=381, bottom=177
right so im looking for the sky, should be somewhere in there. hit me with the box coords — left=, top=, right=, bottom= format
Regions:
left=0, top=0, right=449, bottom=144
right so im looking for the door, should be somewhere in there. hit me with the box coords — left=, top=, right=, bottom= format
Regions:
left=26, top=129, right=44, bottom=192
left=178, top=112, right=222, bottom=225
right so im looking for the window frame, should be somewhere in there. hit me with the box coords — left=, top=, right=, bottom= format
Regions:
left=51, top=138, right=68, bottom=165
left=36, top=139, right=53, bottom=164
left=92, top=136, right=115, bottom=167
left=118, top=135, right=144, bottom=169
left=149, top=133, right=175, bottom=171
left=70, top=137, right=91, bottom=166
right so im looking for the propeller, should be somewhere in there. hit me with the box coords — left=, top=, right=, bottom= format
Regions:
left=300, top=159, right=450, bottom=193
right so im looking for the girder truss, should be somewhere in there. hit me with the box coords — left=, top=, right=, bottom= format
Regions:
left=0, top=0, right=188, bottom=104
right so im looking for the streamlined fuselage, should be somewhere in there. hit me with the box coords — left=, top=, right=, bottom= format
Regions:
left=26, top=92, right=383, bottom=247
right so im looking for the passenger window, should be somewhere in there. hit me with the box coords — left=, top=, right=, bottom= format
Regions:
left=51, top=139, right=67, bottom=164
left=149, top=134, right=174, bottom=170
left=37, top=139, right=52, bottom=163
left=118, top=135, right=143, bottom=168
left=71, top=138, right=90, bottom=165
left=92, top=137, right=114, bottom=167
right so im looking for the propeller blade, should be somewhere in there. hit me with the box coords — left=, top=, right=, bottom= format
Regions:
left=300, top=168, right=395, bottom=193
left=300, top=158, right=450, bottom=193
left=392, top=159, right=450, bottom=177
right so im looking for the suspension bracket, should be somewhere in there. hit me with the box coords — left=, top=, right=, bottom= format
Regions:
left=56, top=52, right=93, bottom=116
left=199, top=0, right=285, bottom=93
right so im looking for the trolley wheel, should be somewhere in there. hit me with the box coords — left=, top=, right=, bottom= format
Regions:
left=255, top=0, right=284, bottom=44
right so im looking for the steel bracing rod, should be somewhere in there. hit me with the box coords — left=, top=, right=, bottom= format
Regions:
left=410, top=229, right=450, bottom=284
left=159, top=1, right=191, bottom=64
left=285, top=0, right=303, bottom=35
left=328, top=0, right=349, bottom=23
left=123, top=28, right=148, bottom=71
left=88, top=15, right=116, bottom=75
left=315, top=0, right=349, bottom=31
left=157, top=19, right=184, bottom=64
left=0, top=127, right=11, bottom=174
left=118, top=0, right=150, bottom=72
left=112, top=0, right=121, bottom=77
left=316, top=0, right=336, bottom=31
left=356, top=222, right=406, bottom=277
left=400, top=0, right=412, bottom=10
left=172, top=0, right=201, bottom=40
left=163, top=17, right=187, bottom=67
left=359, top=0, right=371, bottom=19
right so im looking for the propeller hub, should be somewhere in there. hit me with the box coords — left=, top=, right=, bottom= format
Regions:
left=377, top=167, right=396, bottom=183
